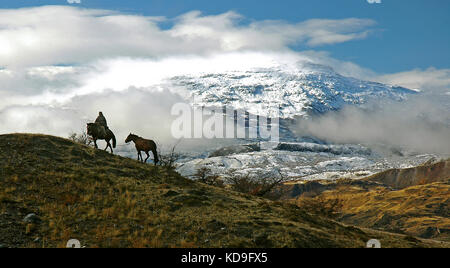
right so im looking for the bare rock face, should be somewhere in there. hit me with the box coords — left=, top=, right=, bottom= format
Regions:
left=364, top=159, right=450, bottom=189
left=209, top=143, right=261, bottom=158
left=274, top=142, right=372, bottom=156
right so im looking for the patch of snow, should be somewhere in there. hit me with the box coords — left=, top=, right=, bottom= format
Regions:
left=177, top=147, right=378, bottom=181
left=315, top=157, right=374, bottom=171
left=175, top=143, right=446, bottom=183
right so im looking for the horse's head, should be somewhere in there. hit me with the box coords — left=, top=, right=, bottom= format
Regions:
left=86, top=123, right=95, bottom=136
left=125, top=133, right=136, bottom=143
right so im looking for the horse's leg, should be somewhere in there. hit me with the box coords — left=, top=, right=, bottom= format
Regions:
left=138, top=151, right=143, bottom=162
left=109, top=142, right=113, bottom=154
left=144, top=151, right=150, bottom=163
left=94, top=139, right=98, bottom=149
left=104, top=140, right=113, bottom=153
left=104, top=141, right=109, bottom=151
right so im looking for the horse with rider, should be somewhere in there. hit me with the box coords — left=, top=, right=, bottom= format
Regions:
left=87, top=112, right=158, bottom=164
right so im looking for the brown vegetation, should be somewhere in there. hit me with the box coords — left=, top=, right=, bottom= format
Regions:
left=0, top=134, right=447, bottom=248
left=287, top=161, right=450, bottom=242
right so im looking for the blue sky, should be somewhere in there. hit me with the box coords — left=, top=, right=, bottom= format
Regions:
left=1, top=0, right=449, bottom=73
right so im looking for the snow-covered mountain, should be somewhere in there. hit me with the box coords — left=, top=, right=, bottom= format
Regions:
left=163, top=61, right=432, bottom=180
left=169, top=62, right=415, bottom=118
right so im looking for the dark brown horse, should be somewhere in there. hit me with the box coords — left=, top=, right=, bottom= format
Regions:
left=87, top=123, right=116, bottom=153
left=125, top=133, right=159, bottom=164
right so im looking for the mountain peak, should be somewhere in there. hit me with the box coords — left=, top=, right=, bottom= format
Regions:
left=169, top=62, right=415, bottom=118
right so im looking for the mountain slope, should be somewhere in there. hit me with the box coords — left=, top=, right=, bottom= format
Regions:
left=363, top=159, right=450, bottom=189
left=288, top=160, right=450, bottom=242
left=0, top=134, right=446, bottom=248
left=170, top=62, right=414, bottom=118
left=294, top=180, right=450, bottom=242
left=337, top=181, right=450, bottom=242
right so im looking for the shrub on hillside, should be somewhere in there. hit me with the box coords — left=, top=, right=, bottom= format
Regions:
left=158, top=143, right=181, bottom=170
left=226, top=170, right=289, bottom=200
left=193, top=167, right=224, bottom=187
left=68, top=131, right=92, bottom=146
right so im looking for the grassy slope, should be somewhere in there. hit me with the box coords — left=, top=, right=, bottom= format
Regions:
left=342, top=182, right=449, bottom=241
left=291, top=163, right=449, bottom=242
left=0, top=134, right=447, bottom=248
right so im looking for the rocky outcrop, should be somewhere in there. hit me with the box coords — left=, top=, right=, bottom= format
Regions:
left=209, top=143, right=260, bottom=158
left=274, top=142, right=372, bottom=156
left=364, top=159, right=450, bottom=189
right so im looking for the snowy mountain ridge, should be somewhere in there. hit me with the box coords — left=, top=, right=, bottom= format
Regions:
left=169, top=61, right=415, bottom=118
left=161, top=61, right=430, bottom=180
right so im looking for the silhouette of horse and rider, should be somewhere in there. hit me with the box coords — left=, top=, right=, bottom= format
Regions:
left=86, top=112, right=159, bottom=164
left=87, top=112, right=116, bottom=153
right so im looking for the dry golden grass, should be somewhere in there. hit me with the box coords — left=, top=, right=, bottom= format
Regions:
left=0, top=134, right=448, bottom=248
left=294, top=180, right=449, bottom=242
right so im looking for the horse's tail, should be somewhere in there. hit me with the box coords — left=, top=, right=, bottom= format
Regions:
left=152, top=141, right=159, bottom=164
left=153, top=149, right=159, bottom=164
left=111, top=132, right=116, bottom=148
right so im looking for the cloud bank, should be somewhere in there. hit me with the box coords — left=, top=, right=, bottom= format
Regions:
left=296, top=95, right=450, bottom=154
left=0, top=6, right=375, bottom=67
left=293, top=58, right=450, bottom=154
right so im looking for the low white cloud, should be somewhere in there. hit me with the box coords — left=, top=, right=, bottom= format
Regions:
left=376, top=68, right=450, bottom=94
left=67, top=0, right=81, bottom=4
left=296, top=95, right=450, bottom=154
left=292, top=58, right=450, bottom=154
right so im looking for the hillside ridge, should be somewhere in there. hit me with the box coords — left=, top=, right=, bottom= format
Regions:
left=0, top=133, right=447, bottom=248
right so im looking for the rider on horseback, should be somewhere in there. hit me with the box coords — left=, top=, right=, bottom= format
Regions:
left=95, top=112, right=108, bottom=128
left=87, top=111, right=116, bottom=153
left=95, top=112, right=109, bottom=137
